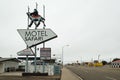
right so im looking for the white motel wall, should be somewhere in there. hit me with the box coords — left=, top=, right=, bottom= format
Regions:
left=0, top=58, right=20, bottom=73
left=28, top=64, right=54, bottom=75
left=0, top=63, right=4, bottom=73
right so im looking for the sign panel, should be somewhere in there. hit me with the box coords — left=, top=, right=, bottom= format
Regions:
left=40, top=48, right=51, bottom=59
left=17, top=29, right=57, bottom=47
left=17, top=48, right=35, bottom=56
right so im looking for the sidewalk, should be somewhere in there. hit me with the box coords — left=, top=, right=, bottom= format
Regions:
left=61, top=67, right=81, bottom=80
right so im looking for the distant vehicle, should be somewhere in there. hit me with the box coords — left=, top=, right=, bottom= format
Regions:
left=93, top=62, right=103, bottom=67
left=87, top=62, right=103, bottom=67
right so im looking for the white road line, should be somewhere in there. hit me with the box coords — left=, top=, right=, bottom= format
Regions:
left=78, top=76, right=83, bottom=80
left=84, top=70, right=89, bottom=73
left=106, top=76, right=117, bottom=80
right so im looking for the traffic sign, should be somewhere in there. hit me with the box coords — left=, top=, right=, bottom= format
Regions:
left=17, top=29, right=57, bottom=47
left=17, top=48, right=34, bottom=56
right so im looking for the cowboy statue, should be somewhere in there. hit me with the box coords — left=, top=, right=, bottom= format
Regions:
left=27, top=9, right=46, bottom=28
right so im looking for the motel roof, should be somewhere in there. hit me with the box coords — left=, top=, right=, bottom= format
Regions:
left=0, top=58, right=20, bottom=62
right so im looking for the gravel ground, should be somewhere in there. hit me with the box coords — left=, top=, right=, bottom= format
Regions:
left=0, top=76, right=60, bottom=80
left=0, top=72, right=61, bottom=80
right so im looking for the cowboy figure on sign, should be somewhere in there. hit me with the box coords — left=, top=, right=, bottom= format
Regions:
left=27, top=9, right=46, bottom=28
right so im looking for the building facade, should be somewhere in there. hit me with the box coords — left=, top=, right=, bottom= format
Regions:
left=0, top=58, right=20, bottom=73
left=111, top=60, right=120, bottom=68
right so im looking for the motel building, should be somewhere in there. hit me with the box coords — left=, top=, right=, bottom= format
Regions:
left=0, top=58, right=20, bottom=73
left=111, top=60, right=120, bottom=68
left=18, top=57, right=61, bottom=76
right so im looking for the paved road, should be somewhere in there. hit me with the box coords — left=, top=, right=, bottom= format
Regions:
left=66, top=65, right=120, bottom=80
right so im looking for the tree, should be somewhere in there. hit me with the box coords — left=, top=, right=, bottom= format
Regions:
left=101, top=61, right=108, bottom=65
left=94, top=60, right=98, bottom=63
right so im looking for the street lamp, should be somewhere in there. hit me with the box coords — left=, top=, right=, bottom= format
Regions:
left=62, top=45, right=69, bottom=68
left=98, top=54, right=100, bottom=62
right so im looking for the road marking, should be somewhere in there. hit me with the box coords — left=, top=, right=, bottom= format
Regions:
left=78, top=76, right=83, bottom=80
left=84, top=70, right=89, bottom=73
left=106, top=76, right=117, bottom=80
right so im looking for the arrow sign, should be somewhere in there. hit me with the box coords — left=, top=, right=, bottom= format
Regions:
left=17, top=29, right=57, bottom=47
left=17, top=48, right=35, bottom=56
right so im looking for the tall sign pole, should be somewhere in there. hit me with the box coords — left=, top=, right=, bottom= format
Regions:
left=34, top=2, right=38, bottom=73
left=43, top=5, right=45, bottom=73
left=17, top=3, right=57, bottom=74
left=36, top=2, right=38, bottom=10
left=43, top=5, right=45, bottom=48
left=26, top=6, right=30, bottom=72
left=27, top=6, right=30, bottom=30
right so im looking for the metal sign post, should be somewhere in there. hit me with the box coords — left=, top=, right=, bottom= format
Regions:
left=43, top=5, right=45, bottom=73
left=26, top=6, right=29, bottom=72
left=26, top=55, right=28, bottom=72
left=34, top=3, right=38, bottom=73
left=43, top=5, right=46, bottom=48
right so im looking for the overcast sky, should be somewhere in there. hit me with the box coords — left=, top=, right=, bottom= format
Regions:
left=0, top=0, right=120, bottom=63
